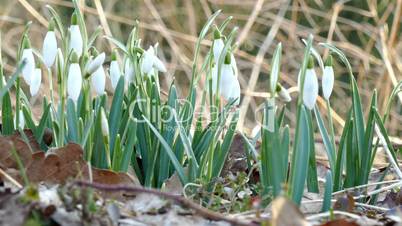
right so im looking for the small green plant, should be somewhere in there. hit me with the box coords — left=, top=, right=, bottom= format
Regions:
left=242, top=36, right=401, bottom=206
left=0, top=1, right=240, bottom=190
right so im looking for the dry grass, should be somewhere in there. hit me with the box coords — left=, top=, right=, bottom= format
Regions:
left=0, top=0, right=401, bottom=138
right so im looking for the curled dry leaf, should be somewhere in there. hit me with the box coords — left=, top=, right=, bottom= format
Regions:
left=0, top=131, right=136, bottom=186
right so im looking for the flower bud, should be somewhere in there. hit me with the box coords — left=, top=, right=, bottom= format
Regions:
left=110, top=58, right=121, bottom=90
left=86, top=52, right=105, bottom=75
left=322, top=55, right=334, bottom=100
left=42, top=20, right=57, bottom=68
left=276, top=84, right=291, bottom=102
left=69, top=12, right=83, bottom=57
left=21, top=36, right=35, bottom=85
left=91, top=65, right=106, bottom=96
left=100, top=108, right=109, bottom=137
left=302, top=56, right=318, bottom=110
left=67, top=53, right=82, bottom=102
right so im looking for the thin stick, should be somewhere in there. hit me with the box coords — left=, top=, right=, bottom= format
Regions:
left=0, top=167, right=23, bottom=189
left=74, top=180, right=258, bottom=226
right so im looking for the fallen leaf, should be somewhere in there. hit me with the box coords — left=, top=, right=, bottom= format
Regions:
left=271, top=196, right=310, bottom=226
left=334, top=194, right=355, bottom=212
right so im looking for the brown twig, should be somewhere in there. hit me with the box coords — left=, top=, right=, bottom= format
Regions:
left=74, top=180, right=258, bottom=226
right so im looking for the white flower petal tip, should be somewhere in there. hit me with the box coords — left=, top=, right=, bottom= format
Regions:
left=21, top=49, right=35, bottom=85
left=302, top=68, right=319, bottom=110
left=30, top=68, right=42, bottom=96
left=110, top=60, right=121, bottom=90
left=213, top=38, right=224, bottom=63
left=141, top=45, right=167, bottom=76
left=278, top=87, right=292, bottom=102
left=86, top=52, right=105, bottom=75
left=124, top=60, right=135, bottom=83
left=67, top=63, right=82, bottom=102
left=322, top=66, right=334, bottom=100
left=42, top=31, right=57, bottom=68
left=91, top=66, right=106, bottom=96
left=14, top=110, right=25, bottom=129
left=69, top=25, right=83, bottom=57
left=100, top=109, right=109, bottom=137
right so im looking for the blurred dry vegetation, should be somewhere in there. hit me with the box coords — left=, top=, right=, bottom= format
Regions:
left=0, top=0, right=401, bottom=137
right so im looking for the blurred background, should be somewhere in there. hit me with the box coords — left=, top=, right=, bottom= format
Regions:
left=0, top=0, right=401, bottom=138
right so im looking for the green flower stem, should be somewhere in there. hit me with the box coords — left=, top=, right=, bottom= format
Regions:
left=325, top=99, right=336, bottom=151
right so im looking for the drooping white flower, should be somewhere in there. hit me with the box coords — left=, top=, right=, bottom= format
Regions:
left=67, top=54, right=82, bottom=102
left=68, top=12, right=83, bottom=57
left=124, top=59, right=134, bottom=83
left=42, top=21, right=57, bottom=68
left=302, top=58, right=318, bottom=110
left=212, top=28, right=225, bottom=63
left=277, top=84, right=291, bottom=102
left=91, top=66, right=106, bottom=96
left=21, top=37, right=35, bottom=85
left=322, top=56, right=334, bottom=100
left=209, top=53, right=241, bottom=105
left=86, top=52, right=105, bottom=75
left=141, top=45, right=167, bottom=75
left=110, top=60, right=121, bottom=90
left=30, top=67, right=41, bottom=96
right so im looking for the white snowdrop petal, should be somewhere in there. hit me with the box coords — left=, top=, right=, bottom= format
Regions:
left=67, top=63, right=82, bottom=102
left=91, top=66, right=106, bottom=96
left=213, top=39, right=224, bottom=63
left=69, top=25, right=83, bottom=57
left=278, top=87, right=292, bottom=102
left=42, top=31, right=57, bottom=68
left=124, top=60, right=135, bottom=83
left=141, top=50, right=154, bottom=74
left=110, top=60, right=121, bottom=90
left=322, top=66, right=334, bottom=100
left=152, top=56, right=167, bottom=73
left=303, top=69, right=318, bottom=110
left=15, top=110, right=25, bottom=129
left=219, top=64, right=235, bottom=100
left=100, top=110, right=109, bottom=136
left=21, top=49, right=35, bottom=85
left=30, top=68, right=42, bottom=96
left=86, top=52, right=105, bottom=75
left=228, top=78, right=241, bottom=105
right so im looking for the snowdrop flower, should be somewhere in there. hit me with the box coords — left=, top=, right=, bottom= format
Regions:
left=68, top=12, right=83, bottom=57
left=322, top=55, right=334, bottom=100
left=67, top=52, right=82, bottom=102
left=302, top=56, right=318, bottom=110
left=30, top=66, right=41, bottom=96
left=21, top=36, right=35, bottom=85
left=42, top=20, right=57, bottom=68
left=86, top=52, right=105, bottom=75
left=141, top=45, right=167, bottom=75
left=124, top=59, right=134, bottom=83
left=91, top=65, right=106, bottom=96
left=210, top=52, right=241, bottom=105
left=109, top=50, right=121, bottom=90
left=212, top=27, right=225, bottom=64
left=276, top=84, right=291, bottom=102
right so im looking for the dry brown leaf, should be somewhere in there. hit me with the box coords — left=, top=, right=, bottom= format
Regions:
left=0, top=132, right=136, bottom=186
left=271, top=196, right=311, bottom=226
